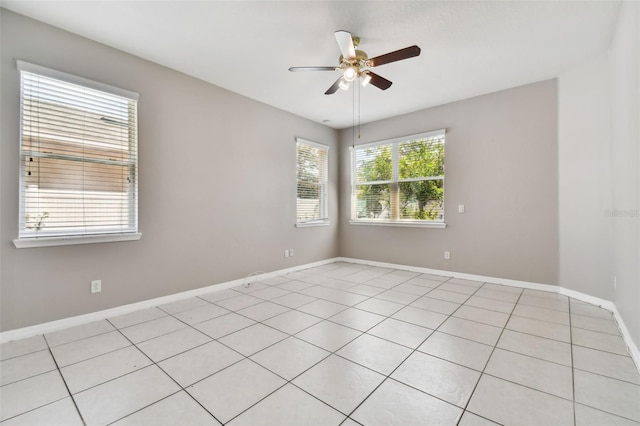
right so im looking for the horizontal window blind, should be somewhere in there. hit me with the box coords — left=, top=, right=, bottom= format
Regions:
left=18, top=61, right=139, bottom=239
left=296, top=138, right=329, bottom=224
left=352, top=130, right=445, bottom=223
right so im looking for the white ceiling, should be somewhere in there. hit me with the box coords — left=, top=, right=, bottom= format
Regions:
left=1, top=1, right=622, bottom=129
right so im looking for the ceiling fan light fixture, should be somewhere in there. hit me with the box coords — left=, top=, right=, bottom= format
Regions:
left=361, top=72, right=372, bottom=87
left=343, top=66, right=357, bottom=82
left=338, top=77, right=351, bottom=91
left=289, top=31, right=420, bottom=95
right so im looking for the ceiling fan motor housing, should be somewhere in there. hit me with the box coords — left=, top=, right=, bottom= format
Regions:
left=339, top=50, right=370, bottom=73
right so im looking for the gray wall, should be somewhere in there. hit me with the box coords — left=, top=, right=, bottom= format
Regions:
left=0, top=10, right=339, bottom=331
left=558, top=0, right=639, bottom=348
left=610, top=1, right=639, bottom=349
left=558, top=54, right=614, bottom=300
left=338, top=80, right=559, bottom=285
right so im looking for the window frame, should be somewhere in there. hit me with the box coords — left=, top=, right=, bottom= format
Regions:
left=349, top=129, right=446, bottom=228
left=13, top=61, right=141, bottom=248
left=295, top=137, right=329, bottom=227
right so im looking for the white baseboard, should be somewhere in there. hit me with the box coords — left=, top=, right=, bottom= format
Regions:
left=2, top=256, right=638, bottom=375
left=0, top=257, right=338, bottom=344
left=608, top=305, right=640, bottom=369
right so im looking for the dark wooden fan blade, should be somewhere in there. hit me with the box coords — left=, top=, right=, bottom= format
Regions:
left=367, top=72, right=393, bottom=90
left=289, top=66, right=337, bottom=72
left=335, top=30, right=356, bottom=60
left=325, top=77, right=343, bottom=95
left=369, top=45, right=421, bottom=67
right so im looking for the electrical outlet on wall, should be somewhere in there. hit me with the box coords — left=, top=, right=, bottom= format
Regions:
left=91, top=280, right=102, bottom=294
left=289, top=249, right=294, bottom=257
left=284, top=249, right=289, bottom=258
left=444, top=251, right=451, bottom=260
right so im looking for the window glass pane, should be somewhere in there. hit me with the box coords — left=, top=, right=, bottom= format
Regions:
left=25, top=156, right=129, bottom=192
left=18, top=64, right=138, bottom=239
left=355, top=144, right=392, bottom=183
left=297, top=182, right=322, bottom=221
left=399, top=136, right=444, bottom=180
left=355, top=184, right=391, bottom=219
left=399, top=179, right=444, bottom=221
left=296, top=140, right=328, bottom=223
left=25, top=186, right=130, bottom=233
left=351, top=130, right=445, bottom=224
left=297, top=143, right=321, bottom=185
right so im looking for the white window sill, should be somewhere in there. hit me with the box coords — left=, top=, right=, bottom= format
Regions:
left=13, top=233, right=142, bottom=248
left=296, top=221, right=330, bottom=228
left=349, top=220, right=446, bottom=229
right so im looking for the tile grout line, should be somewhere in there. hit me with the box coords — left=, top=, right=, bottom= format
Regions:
left=572, top=402, right=640, bottom=424
left=222, top=267, right=430, bottom=424
left=45, top=328, right=117, bottom=352
left=569, top=298, right=577, bottom=426
left=209, top=266, right=413, bottom=424
left=455, top=283, right=525, bottom=425
left=327, top=273, right=452, bottom=423
left=47, top=305, right=250, bottom=386
left=104, top=390, right=185, bottom=426
left=139, top=271, right=381, bottom=424
left=44, top=334, right=88, bottom=426
left=218, top=310, right=382, bottom=423
left=61, top=279, right=364, bottom=421
left=422, top=279, right=507, bottom=423
left=0, top=346, right=87, bottom=425
left=111, top=309, right=261, bottom=423
left=0, top=353, right=58, bottom=387
left=571, top=366, right=640, bottom=386
left=466, top=293, right=638, bottom=418
left=237, top=310, right=397, bottom=419
left=102, top=317, right=228, bottom=426
left=300, top=285, right=606, bottom=369
left=337, top=275, right=481, bottom=424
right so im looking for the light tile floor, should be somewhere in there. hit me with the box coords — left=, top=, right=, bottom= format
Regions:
left=2, top=262, right=640, bottom=425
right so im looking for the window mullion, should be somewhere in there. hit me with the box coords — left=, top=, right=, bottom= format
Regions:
left=391, top=142, right=399, bottom=221
left=351, top=148, right=357, bottom=220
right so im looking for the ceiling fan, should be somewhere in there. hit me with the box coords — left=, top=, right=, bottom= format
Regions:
left=289, top=30, right=421, bottom=95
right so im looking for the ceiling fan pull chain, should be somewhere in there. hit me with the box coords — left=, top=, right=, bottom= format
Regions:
left=352, top=81, right=356, bottom=148
left=358, top=81, right=361, bottom=140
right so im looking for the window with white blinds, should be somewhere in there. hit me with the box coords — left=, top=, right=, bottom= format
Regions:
left=17, top=61, right=139, bottom=243
left=296, top=138, right=329, bottom=226
left=351, top=130, right=445, bottom=226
